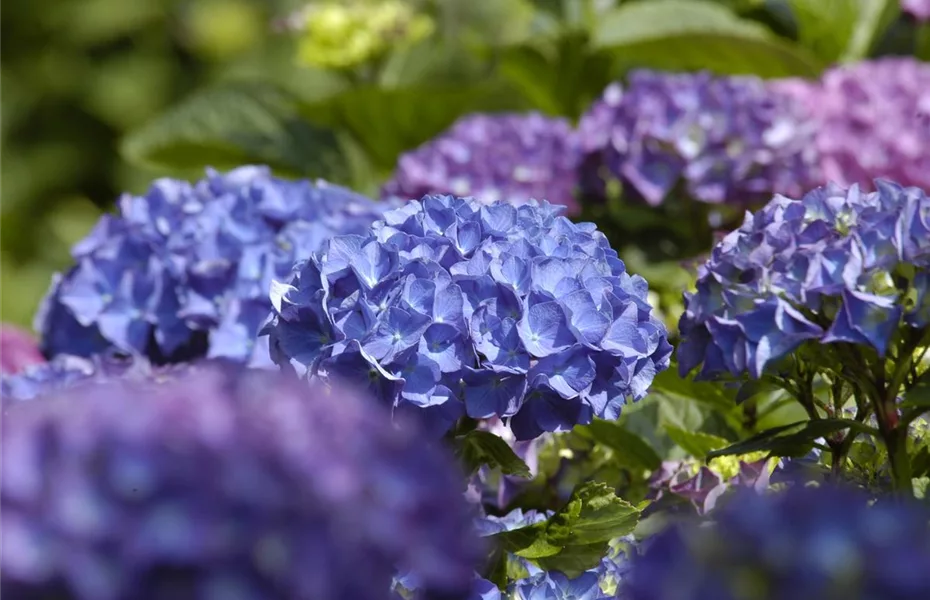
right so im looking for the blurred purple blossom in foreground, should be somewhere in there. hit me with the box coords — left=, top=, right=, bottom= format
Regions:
left=903, top=0, right=930, bottom=20
left=383, top=113, right=582, bottom=214
left=774, top=58, right=930, bottom=191
left=1, top=368, right=481, bottom=600
left=577, top=71, right=820, bottom=207
left=0, top=324, right=44, bottom=375
left=623, top=486, right=930, bottom=600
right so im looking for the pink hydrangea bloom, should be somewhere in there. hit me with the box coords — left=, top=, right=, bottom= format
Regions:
left=903, top=0, right=930, bottom=20
left=0, top=324, right=44, bottom=376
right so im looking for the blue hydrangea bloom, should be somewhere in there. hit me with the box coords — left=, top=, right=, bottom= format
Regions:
left=678, top=180, right=930, bottom=380
left=265, top=195, right=671, bottom=439
left=1, top=367, right=481, bottom=600
left=382, top=113, right=582, bottom=214
left=622, top=486, right=930, bottom=600
left=577, top=71, right=820, bottom=206
left=36, top=166, right=389, bottom=366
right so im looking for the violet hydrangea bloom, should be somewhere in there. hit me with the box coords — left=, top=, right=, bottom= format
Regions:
left=265, top=195, right=672, bottom=440
left=622, top=486, right=930, bottom=600
left=773, top=58, right=930, bottom=191
left=0, top=324, right=45, bottom=375
left=577, top=71, right=820, bottom=206
left=36, top=166, right=389, bottom=366
left=382, top=113, right=582, bottom=214
left=903, top=0, right=930, bottom=21
left=1, top=367, right=481, bottom=600
left=678, top=180, right=930, bottom=380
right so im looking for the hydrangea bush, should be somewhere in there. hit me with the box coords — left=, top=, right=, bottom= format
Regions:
left=383, top=113, right=582, bottom=214
left=678, top=180, right=930, bottom=492
left=36, top=166, right=388, bottom=367
left=622, top=486, right=930, bottom=600
left=1, top=367, right=481, bottom=600
left=265, top=195, right=672, bottom=439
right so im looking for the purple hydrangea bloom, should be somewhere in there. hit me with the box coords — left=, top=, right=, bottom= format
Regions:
left=773, top=58, right=930, bottom=191
left=577, top=72, right=820, bottom=207
left=1, top=367, right=481, bottom=600
left=1, top=324, right=45, bottom=375
left=903, top=0, right=930, bottom=21
left=382, top=113, right=582, bottom=214
left=678, top=180, right=930, bottom=380
left=648, top=456, right=775, bottom=515
left=36, top=166, right=389, bottom=367
left=265, top=196, right=672, bottom=440
left=622, top=486, right=930, bottom=600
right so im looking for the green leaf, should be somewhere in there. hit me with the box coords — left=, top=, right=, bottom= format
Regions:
left=121, top=82, right=347, bottom=179
left=577, top=419, right=662, bottom=471
left=787, top=0, right=898, bottom=63
left=650, top=366, right=737, bottom=413
left=706, top=418, right=879, bottom=459
left=454, top=430, right=532, bottom=478
left=665, top=426, right=730, bottom=459
left=299, top=81, right=531, bottom=170
left=493, top=481, right=641, bottom=578
left=591, top=0, right=822, bottom=77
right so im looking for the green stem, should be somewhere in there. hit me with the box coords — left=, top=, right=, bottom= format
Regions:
left=883, top=423, right=914, bottom=498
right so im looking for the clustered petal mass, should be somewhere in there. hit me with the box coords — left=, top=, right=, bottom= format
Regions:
left=1, top=368, right=481, bottom=600
left=648, top=453, right=776, bottom=515
left=678, top=180, right=930, bottom=380
left=265, top=195, right=672, bottom=440
left=903, top=0, right=930, bottom=21
left=0, top=324, right=45, bottom=375
left=773, top=58, right=930, bottom=191
left=382, top=114, right=582, bottom=214
left=577, top=71, right=820, bottom=207
left=622, top=486, right=930, bottom=600
left=36, top=166, right=389, bottom=366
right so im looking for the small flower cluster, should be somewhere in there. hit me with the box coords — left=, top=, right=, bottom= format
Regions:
left=577, top=71, right=820, bottom=206
left=678, top=180, right=930, bottom=380
left=648, top=452, right=776, bottom=515
left=383, top=113, right=582, bottom=214
left=36, top=166, right=388, bottom=367
left=265, top=195, right=672, bottom=439
left=288, top=0, right=434, bottom=69
left=622, top=486, right=930, bottom=600
left=774, top=58, right=930, bottom=191
left=1, top=367, right=480, bottom=600
left=0, top=324, right=44, bottom=375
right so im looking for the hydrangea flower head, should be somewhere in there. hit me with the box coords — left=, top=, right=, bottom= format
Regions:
left=1, top=367, right=481, bottom=600
left=622, top=486, right=930, bottom=600
left=36, top=166, right=388, bottom=366
left=773, top=58, right=930, bottom=191
left=903, top=0, right=930, bottom=23
left=383, top=113, right=582, bottom=214
left=265, top=195, right=672, bottom=439
left=577, top=72, right=820, bottom=206
left=678, top=180, right=930, bottom=380
left=1, top=324, right=45, bottom=375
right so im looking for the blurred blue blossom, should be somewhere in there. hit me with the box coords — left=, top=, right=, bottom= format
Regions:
left=265, top=195, right=672, bottom=439
left=382, top=113, right=582, bottom=214
left=622, top=485, right=930, bottom=600
left=577, top=71, right=819, bottom=207
left=0, top=367, right=481, bottom=600
left=36, top=166, right=389, bottom=366
left=678, top=180, right=930, bottom=380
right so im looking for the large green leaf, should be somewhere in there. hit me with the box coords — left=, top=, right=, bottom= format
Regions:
left=454, top=430, right=532, bottom=478
left=493, top=481, right=640, bottom=577
left=576, top=419, right=663, bottom=471
left=591, top=0, right=822, bottom=77
left=299, top=81, right=532, bottom=171
left=787, top=0, right=898, bottom=63
left=665, top=426, right=731, bottom=459
left=121, top=81, right=348, bottom=179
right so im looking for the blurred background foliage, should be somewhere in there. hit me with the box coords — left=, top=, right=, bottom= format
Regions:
left=1, top=0, right=926, bottom=328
